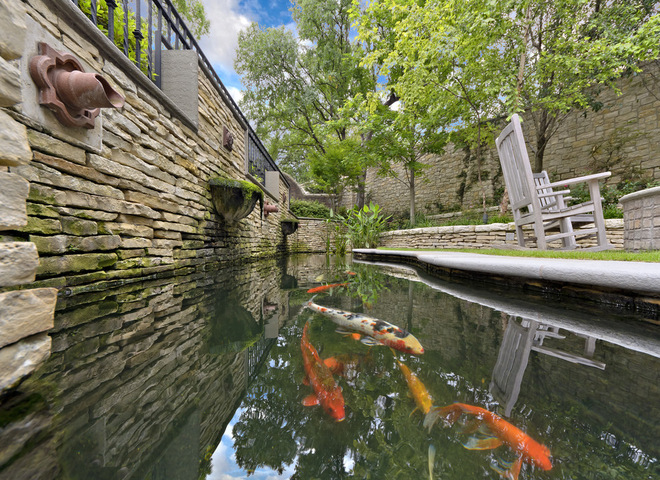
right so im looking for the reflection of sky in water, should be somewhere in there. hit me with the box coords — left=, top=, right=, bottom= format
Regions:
left=208, top=408, right=355, bottom=479
left=208, top=408, right=296, bottom=480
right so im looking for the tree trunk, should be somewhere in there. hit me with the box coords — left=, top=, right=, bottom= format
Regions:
left=409, top=167, right=416, bottom=223
left=355, top=168, right=367, bottom=210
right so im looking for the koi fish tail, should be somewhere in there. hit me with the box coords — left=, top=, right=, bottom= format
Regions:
left=423, top=404, right=462, bottom=432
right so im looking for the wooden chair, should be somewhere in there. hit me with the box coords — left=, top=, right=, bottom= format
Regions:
left=495, top=114, right=612, bottom=250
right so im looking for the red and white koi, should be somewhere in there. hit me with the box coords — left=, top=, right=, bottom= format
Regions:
left=306, top=298, right=424, bottom=354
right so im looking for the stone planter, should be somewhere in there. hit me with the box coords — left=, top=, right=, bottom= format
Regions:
left=209, top=177, right=263, bottom=223
left=620, top=186, right=660, bottom=251
left=281, top=219, right=299, bottom=236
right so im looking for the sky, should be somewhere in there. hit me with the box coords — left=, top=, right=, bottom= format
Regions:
left=197, top=0, right=295, bottom=104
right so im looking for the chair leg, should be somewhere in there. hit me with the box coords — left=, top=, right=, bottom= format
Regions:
left=515, top=225, right=526, bottom=247
left=559, top=217, right=577, bottom=249
left=533, top=219, right=547, bottom=249
left=587, top=180, right=610, bottom=249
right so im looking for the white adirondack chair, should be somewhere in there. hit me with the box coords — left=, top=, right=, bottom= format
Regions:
left=495, top=114, right=612, bottom=250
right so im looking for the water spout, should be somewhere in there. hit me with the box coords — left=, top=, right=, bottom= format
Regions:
left=29, top=42, right=125, bottom=129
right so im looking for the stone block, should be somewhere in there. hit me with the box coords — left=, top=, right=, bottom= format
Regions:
left=0, top=172, right=29, bottom=229
left=0, top=333, right=51, bottom=391
left=0, top=0, right=26, bottom=60
left=0, top=111, right=31, bottom=166
left=62, top=216, right=98, bottom=236
left=0, top=242, right=39, bottom=286
left=27, top=130, right=87, bottom=165
left=100, top=222, right=154, bottom=238
left=0, top=288, right=57, bottom=348
left=0, top=57, right=22, bottom=107
left=37, top=252, right=117, bottom=276
left=19, top=216, right=62, bottom=235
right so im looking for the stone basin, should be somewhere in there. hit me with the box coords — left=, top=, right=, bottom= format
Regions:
left=209, top=177, right=263, bottom=223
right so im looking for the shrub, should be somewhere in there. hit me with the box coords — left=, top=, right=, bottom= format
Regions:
left=290, top=200, right=331, bottom=219
left=571, top=178, right=660, bottom=218
left=344, top=202, right=389, bottom=249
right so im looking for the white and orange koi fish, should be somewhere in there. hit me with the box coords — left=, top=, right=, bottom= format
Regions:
left=306, top=298, right=424, bottom=354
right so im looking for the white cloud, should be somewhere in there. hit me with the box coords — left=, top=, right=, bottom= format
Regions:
left=227, top=86, right=244, bottom=104
left=199, top=0, right=253, bottom=71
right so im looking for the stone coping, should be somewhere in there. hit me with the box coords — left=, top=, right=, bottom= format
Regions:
left=352, top=249, right=660, bottom=297
left=619, top=186, right=660, bottom=204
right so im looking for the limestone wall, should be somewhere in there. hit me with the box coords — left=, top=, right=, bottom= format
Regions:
left=0, top=0, right=57, bottom=392
left=0, top=0, right=299, bottom=392
left=621, top=186, right=660, bottom=251
left=366, top=62, right=660, bottom=217
left=378, top=219, right=624, bottom=250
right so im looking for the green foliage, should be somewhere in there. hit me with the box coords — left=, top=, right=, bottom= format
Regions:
left=235, top=0, right=375, bottom=191
left=171, top=0, right=210, bottom=38
left=290, top=199, right=332, bottom=219
left=343, top=202, right=390, bottom=249
left=570, top=178, right=660, bottom=218
left=78, top=0, right=152, bottom=77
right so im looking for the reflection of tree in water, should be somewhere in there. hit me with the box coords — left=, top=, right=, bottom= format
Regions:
left=207, top=291, right=264, bottom=355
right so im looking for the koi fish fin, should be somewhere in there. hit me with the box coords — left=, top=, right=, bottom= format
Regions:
left=302, top=375, right=310, bottom=386
left=423, top=407, right=444, bottom=432
left=335, top=327, right=355, bottom=336
left=492, top=457, right=522, bottom=480
left=428, top=444, right=435, bottom=480
left=457, top=418, right=487, bottom=435
left=302, top=394, right=320, bottom=407
left=360, top=336, right=381, bottom=347
left=305, top=295, right=318, bottom=308
left=409, top=406, right=419, bottom=417
left=462, top=435, right=503, bottom=450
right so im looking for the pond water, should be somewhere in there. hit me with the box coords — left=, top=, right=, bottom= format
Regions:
left=1, top=254, right=658, bottom=480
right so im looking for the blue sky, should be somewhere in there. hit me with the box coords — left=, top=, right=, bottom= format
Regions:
left=198, top=0, right=295, bottom=103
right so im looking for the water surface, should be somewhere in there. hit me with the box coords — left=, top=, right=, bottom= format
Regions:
left=1, top=254, right=658, bottom=480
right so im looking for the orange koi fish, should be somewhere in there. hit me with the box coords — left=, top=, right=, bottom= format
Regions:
left=307, top=298, right=424, bottom=354
left=300, top=322, right=345, bottom=422
left=424, top=403, right=552, bottom=479
left=306, top=282, right=349, bottom=294
left=396, top=358, right=433, bottom=415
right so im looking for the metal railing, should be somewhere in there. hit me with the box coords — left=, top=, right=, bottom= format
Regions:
left=246, top=336, right=276, bottom=386
left=75, top=0, right=284, bottom=187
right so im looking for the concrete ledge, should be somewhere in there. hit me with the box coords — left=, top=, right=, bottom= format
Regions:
left=353, top=249, right=660, bottom=315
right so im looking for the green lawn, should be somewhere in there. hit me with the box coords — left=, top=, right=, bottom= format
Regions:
left=376, top=247, right=660, bottom=262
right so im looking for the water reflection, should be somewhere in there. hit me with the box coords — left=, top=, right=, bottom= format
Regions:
left=1, top=255, right=658, bottom=479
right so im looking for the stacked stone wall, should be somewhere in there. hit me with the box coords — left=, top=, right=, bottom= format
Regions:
left=621, top=186, right=660, bottom=251
left=0, top=0, right=57, bottom=392
left=0, top=0, right=300, bottom=392
left=366, top=63, right=660, bottom=218
left=378, top=219, right=624, bottom=250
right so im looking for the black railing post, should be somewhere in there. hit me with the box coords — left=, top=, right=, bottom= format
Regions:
left=106, top=0, right=116, bottom=42
left=90, top=0, right=97, bottom=25
left=133, top=0, right=143, bottom=68
left=155, top=6, right=162, bottom=88
left=148, top=0, right=154, bottom=80
left=122, top=0, right=129, bottom=56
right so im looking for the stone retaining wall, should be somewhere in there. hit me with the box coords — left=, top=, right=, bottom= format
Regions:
left=621, top=186, right=660, bottom=251
left=0, top=0, right=295, bottom=391
left=0, top=0, right=58, bottom=391
left=379, top=219, right=624, bottom=250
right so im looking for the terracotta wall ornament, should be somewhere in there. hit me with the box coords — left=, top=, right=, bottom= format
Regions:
left=29, top=42, right=125, bottom=129
left=223, top=125, right=234, bottom=151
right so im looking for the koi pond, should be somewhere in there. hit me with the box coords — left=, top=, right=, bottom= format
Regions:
left=1, top=254, right=658, bottom=480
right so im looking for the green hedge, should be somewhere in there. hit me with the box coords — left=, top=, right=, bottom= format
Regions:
left=289, top=199, right=332, bottom=219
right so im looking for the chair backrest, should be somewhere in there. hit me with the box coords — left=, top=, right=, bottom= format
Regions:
left=495, top=114, right=541, bottom=217
left=533, top=171, right=557, bottom=210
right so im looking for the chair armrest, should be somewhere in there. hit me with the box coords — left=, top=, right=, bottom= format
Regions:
left=537, top=189, right=571, bottom=198
left=544, top=172, right=611, bottom=189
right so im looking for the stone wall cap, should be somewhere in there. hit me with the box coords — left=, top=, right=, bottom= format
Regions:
left=619, top=186, right=660, bottom=204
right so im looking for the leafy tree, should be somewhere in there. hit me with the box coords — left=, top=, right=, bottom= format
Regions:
left=354, top=0, right=660, bottom=176
left=172, top=0, right=210, bottom=39
left=362, top=102, right=447, bottom=222
left=235, top=0, right=375, bottom=205
left=354, top=0, right=515, bottom=218
left=512, top=0, right=660, bottom=172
